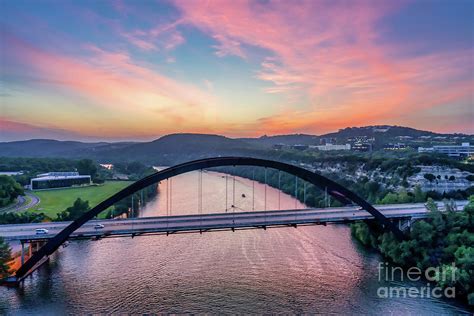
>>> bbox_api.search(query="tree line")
[351,197,474,306]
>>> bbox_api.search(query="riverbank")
[351,197,474,307]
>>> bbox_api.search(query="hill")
[96,133,258,164]
[0,126,471,164]
[0,139,106,158]
[320,125,442,139]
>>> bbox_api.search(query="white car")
[35,228,49,235]
[94,224,105,229]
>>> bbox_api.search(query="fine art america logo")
[377,262,457,299]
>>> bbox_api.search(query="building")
[352,143,372,152]
[30,172,91,190]
[418,143,474,158]
[310,143,351,151]
[384,143,408,150]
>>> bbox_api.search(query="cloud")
[1,30,222,137]
[120,19,185,52]
[212,34,246,58]
[173,0,473,134]
[0,119,86,141]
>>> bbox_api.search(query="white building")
[30,172,91,190]
[418,143,474,158]
[310,144,351,151]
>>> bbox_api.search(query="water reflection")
[0,171,469,314]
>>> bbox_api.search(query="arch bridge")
[13,157,405,281]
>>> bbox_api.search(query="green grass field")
[28,181,132,218]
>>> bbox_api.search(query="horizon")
[1,124,474,143]
[1,0,473,141]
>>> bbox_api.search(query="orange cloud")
[2,31,226,137]
[174,0,473,134]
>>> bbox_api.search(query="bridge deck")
[0,202,466,242]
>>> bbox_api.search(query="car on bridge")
[35,228,49,235]
[94,224,105,229]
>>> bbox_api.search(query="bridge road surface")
[0,201,468,242]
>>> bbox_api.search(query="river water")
[0,171,470,314]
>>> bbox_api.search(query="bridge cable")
[295,176,297,222]
[278,171,281,210]
[264,168,267,211]
[303,182,306,206]
[166,179,169,216]
[232,166,236,227]
[131,194,134,233]
[166,179,169,230]
[225,175,228,212]
[295,176,298,210]
[325,186,328,208]
[252,168,255,211]
[264,167,267,226]
[170,177,172,216]
[199,169,203,229]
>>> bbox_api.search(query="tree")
[464,196,474,228]
[413,185,426,202]
[381,192,399,204]
[76,159,97,181]
[425,198,438,212]
[0,175,24,207]
[56,198,90,221]
[398,189,412,204]
[410,220,435,247]
[424,173,436,182]
[0,237,12,279]
[444,199,457,212]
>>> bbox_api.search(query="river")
[0,171,470,314]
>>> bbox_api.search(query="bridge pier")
[394,217,414,233]
[20,242,25,265]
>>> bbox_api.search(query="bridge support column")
[30,240,46,255]
[20,242,25,265]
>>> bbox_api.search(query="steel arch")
[16,157,405,278]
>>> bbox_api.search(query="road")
[0,201,468,241]
[0,192,40,214]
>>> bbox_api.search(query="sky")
[0,0,473,141]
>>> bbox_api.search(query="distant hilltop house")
[418,142,474,158]
[29,172,91,190]
[272,143,351,151]
[309,143,351,151]
[383,143,408,150]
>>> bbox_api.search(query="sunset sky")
[1,0,473,141]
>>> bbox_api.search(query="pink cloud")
[212,34,246,58]
[0,119,86,141]
[173,0,473,134]
[121,19,185,52]
[2,31,221,137]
